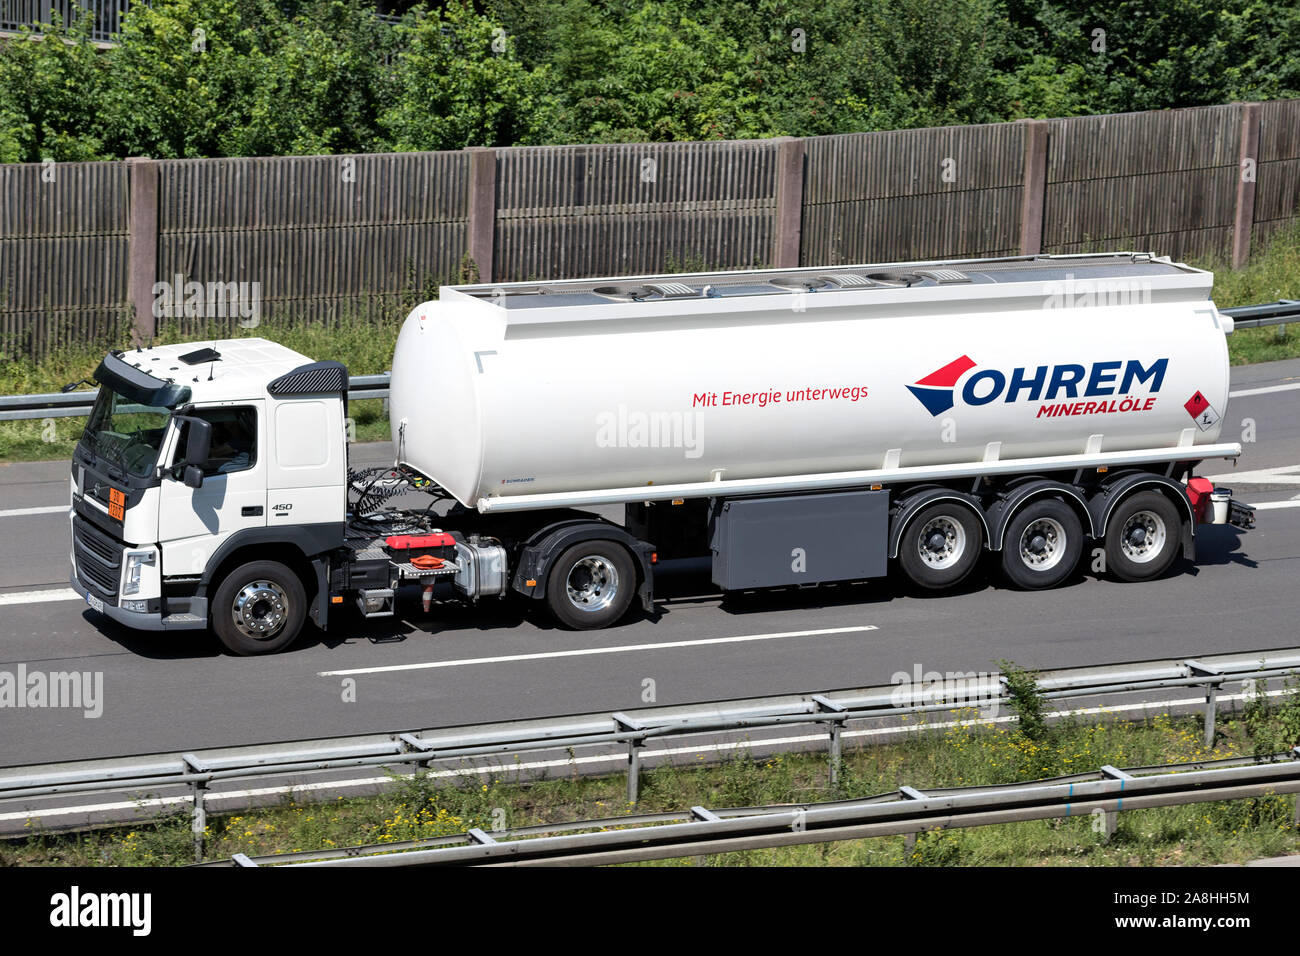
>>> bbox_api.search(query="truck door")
[158,403,268,576]
[265,397,347,528]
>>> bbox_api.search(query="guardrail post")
[813,695,847,786]
[183,753,210,862]
[626,740,643,804]
[1294,749,1300,830]
[1187,662,1223,748]
[191,781,207,862]
[1203,685,1218,748]
[1099,766,1132,843]
[1102,809,1117,843]
[398,733,434,778]
[827,722,842,786]
[613,713,646,805]
[899,787,926,860]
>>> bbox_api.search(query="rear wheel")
[897,502,984,590]
[999,499,1083,590]
[211,560,307,655]
[1105,491,1182,582]
[546,540,636,630]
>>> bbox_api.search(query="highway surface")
[1,358,1299,767]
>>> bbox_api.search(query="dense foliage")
[2,0,1298,162]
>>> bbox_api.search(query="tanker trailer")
[386,251,1252,628]
[68,252,1255,654]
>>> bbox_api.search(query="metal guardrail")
[0,373,391,422]
[209,750,1300,867]
[2,648,1297,860]
[1219,300,1300,328]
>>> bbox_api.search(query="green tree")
[98,0,278,158]
[226,0,399,156]
[0,13,112,161]
[379,0,553,151]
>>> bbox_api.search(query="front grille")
[75,520,118,563]
[73,516,121,602]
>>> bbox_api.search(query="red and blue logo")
[907,355,1170,416]
[906,355,977,415]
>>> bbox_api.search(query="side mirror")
[185,418,212,468]
[164,415,211,487]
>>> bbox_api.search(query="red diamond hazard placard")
[1184,390,1220,431]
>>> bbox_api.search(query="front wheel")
[545,540,636,630]
[999,499,1083,590]
[211,560,307,655]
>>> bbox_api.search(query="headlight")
[122,550,157,596]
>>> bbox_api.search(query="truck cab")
[69,340,351,653]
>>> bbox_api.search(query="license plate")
[86,593,104,613]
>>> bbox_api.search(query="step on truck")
[68,252,1255,654]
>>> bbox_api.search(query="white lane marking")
[1205,464,1300,485]
[318,625,880,677]
[0,588,81,606]
[3,687,1288,826]
[1247,500,1300,511]
[1229,382,1300,398]
[0,505,67,519]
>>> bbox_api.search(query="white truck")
[68,253,1254,654]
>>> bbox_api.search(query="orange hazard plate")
[108,488,126,522]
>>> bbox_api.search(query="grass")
[6,695,1299,867]
[4,228,1300,463]
[1194,221,1300,365]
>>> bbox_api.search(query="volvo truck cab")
[69,341,351,653]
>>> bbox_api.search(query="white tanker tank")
[388,253,1240,512]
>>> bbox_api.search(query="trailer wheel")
[999,499,1083,590]
[211,560,307,655]
[897,502,984,590]
[1104,491,1182,582]
[546,540,636,630]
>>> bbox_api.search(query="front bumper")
[70,569,208,632]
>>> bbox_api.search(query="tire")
[211,560,308,655]
[897,501,984,591]
[999,498,1083,590]
[545,540,636,630]
[1104,490,1182,582]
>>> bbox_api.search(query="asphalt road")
[2,360,1299,767]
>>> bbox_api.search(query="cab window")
[175,407,257,477]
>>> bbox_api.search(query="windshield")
[81,388,173,478]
